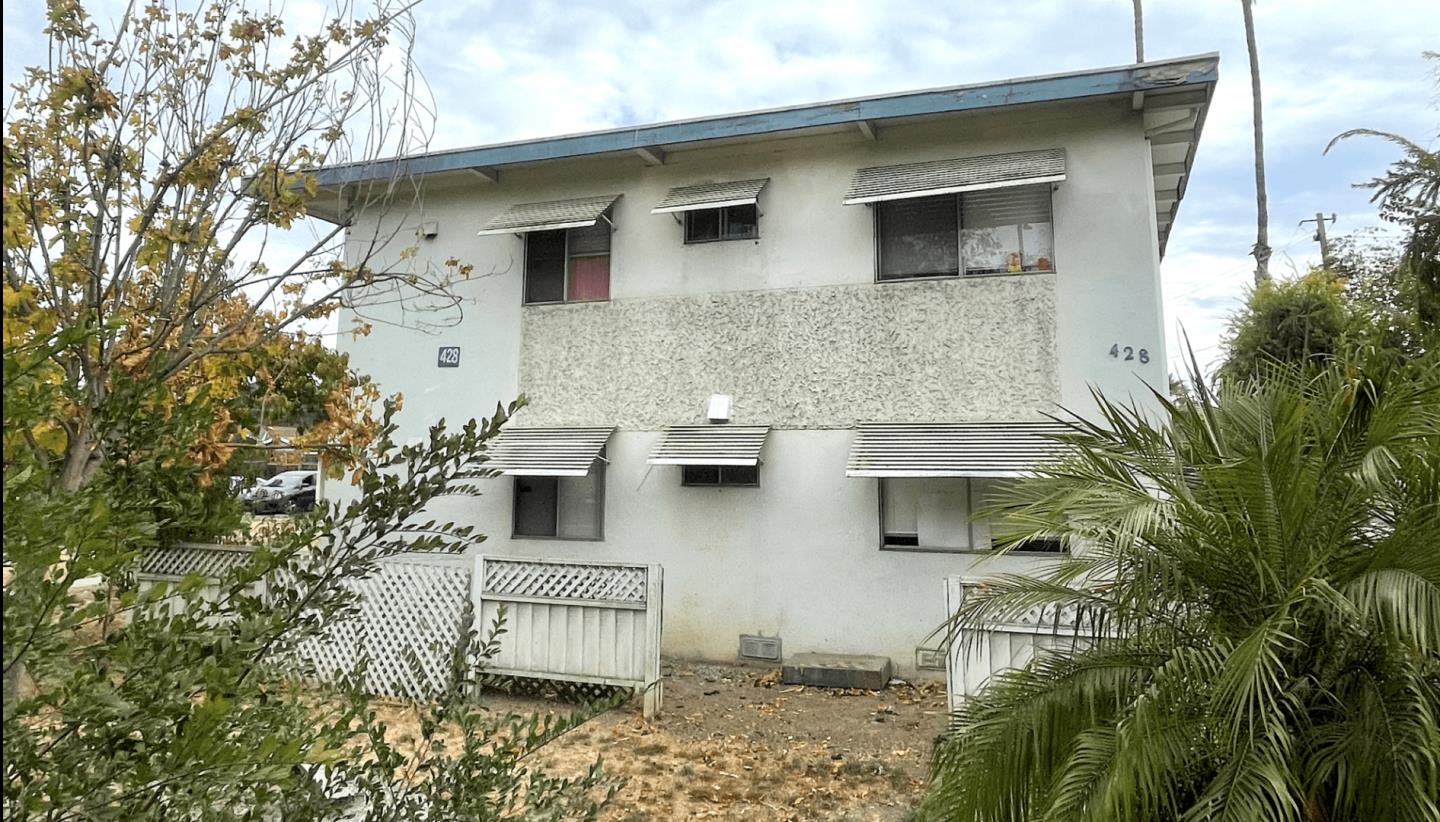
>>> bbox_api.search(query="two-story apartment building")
[316,54,1217,674]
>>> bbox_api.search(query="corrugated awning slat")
[485,427,615,476]
[842,149,1066,205]
[846,421,1071,478]
[648,425,770,466]
[477,194,621,236]
[651,179,770,214]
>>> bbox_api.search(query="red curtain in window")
[567,255,610,301]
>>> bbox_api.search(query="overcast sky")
[4,0,1437,374]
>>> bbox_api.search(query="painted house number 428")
[1109,343,1150,364]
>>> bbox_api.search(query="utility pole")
[1299,212,1337,269]
[1133,0,1144,62]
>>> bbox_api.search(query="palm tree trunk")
[1132,0,1144,62]
[1242,0,1272,283]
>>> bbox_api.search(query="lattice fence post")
[642,564,663,718]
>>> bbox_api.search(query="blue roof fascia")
[316,54,1218,188]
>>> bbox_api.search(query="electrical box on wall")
[707,394,732,423]
[416,221,438,239]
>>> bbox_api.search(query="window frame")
[510,462,607,542]
[682,203,760,244]
[877,477,1067,555]
[873,188,1056,284]
[522,221,612,306]
[680,464,761,487]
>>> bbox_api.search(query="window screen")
[682,465,760,486]
[524,230,566,303]
[566,221,611,255]
[556,472,603,538]
[961,186,1054,274]
[722,205,759,239]
[684,204,759,243]
[514,476,559,536]
[685,209,722,242]
[877,196,960,280]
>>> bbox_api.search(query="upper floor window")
[875,186,1054,281]
[684,204,759,243]
[652,178,769,245]
[525,219,611,304]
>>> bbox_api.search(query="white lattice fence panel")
[292,612,361,681]
[944,576,1086,712]
[293,559,471,700]
[354,559,470,699]
[475,556,664,717]
[482,560,648,605]
[137,546,471,702]
[135,544,261,619]
[139,544,257,579]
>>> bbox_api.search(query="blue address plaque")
[437,346,461,368]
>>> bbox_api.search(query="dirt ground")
[376,660,949,821]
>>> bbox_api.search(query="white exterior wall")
[337,97,1167,674]
[420,430,1058,667]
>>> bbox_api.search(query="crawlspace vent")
[739,634,782,661]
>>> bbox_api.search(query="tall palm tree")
[1244,0,1273,283]
[919,354,1440,821]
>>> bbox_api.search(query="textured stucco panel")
[519,275,1058,429]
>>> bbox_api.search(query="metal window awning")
[476,194,621,236]
[647,425,770,466]
[651,178,770,214]
[842,149,1066,206]
[845,421,1072,478]
[484,427,615,476]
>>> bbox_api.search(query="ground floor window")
[881,477,973,550]
[514,467,604,540]
[881,478,1065,553]
[681,464,760,487]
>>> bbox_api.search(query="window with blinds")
[523,213,612,304]
[874,186,1054,281]
[961,187,1054,275]
[877,196,960,280]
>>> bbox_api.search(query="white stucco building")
[316,54,1218,675]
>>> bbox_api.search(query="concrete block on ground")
[781,653,894,690]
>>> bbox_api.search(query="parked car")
[243,470,317,514]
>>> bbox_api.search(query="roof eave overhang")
[311,54,1219,195]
